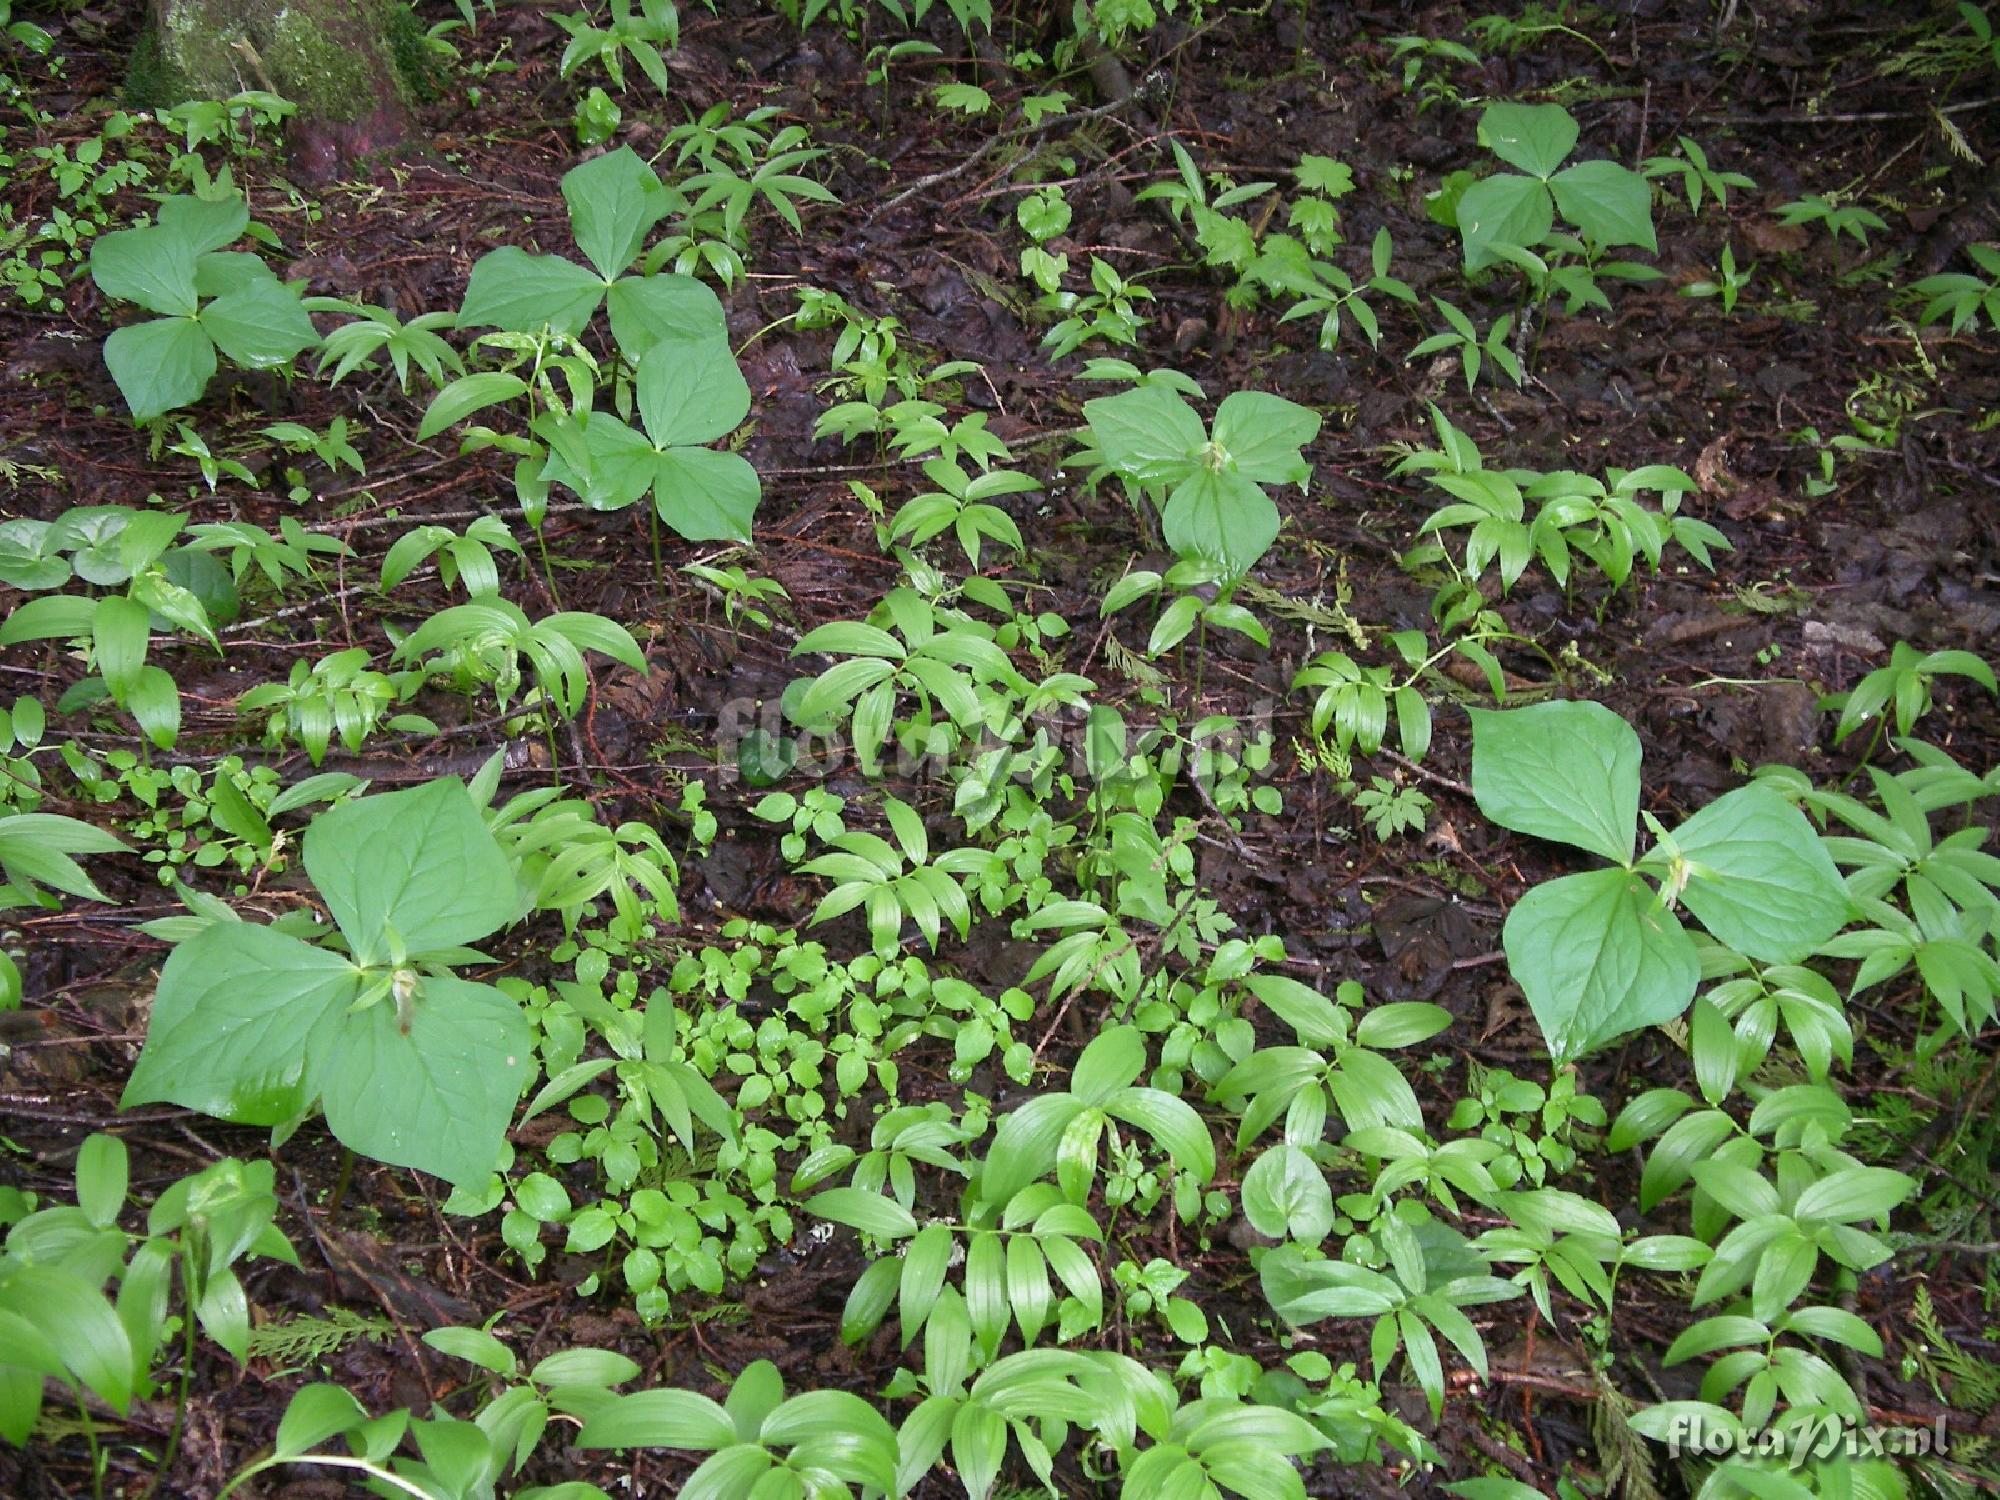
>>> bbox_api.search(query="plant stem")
[534,527,561,609]
[76,1390,104,1500]
[218,1453,438,1500]
[138,1277,200,1500]
[327,1146,355,1219]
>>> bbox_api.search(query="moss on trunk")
[136,0,422,178]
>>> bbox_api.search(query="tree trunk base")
[135,0,423,180]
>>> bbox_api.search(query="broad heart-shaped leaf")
[636,337,750,447]
[1456,173,1555,271]
[1162,468,1280,580]
[1083,385,1205,487]
[1212,390,1319,487]
[122,920,358,1125]
[201,279,320,369]
[311,975,532,1188]
[457,246,605,335]
[1470,701,1640,865]
[91,226,198,317]
[104,317,217,423]
[1549,160,1658,253]
[1241,1142,1334,1245]
[653,447,761,543]
[1503,867,1698,1063]
[563,145,671,281]
[193,250,279,299]
[158,193,251,255]
[605,273,728,360]
[1668,784,1850,963]
[1477,102,1579,178]
[573,412,659,512]
[304,779,517,964]
[0,518,70,590]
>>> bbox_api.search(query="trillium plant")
[1079,383,1321,578]
[1471,701,1850,1062]
[1455,102,1657,272]
[90,193,320,423]
[122,780,533,1187]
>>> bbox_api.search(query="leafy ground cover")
[3,1,2000,1497]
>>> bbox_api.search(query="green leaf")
[545,611,646,674]
[682,1446,777,1497]
[91,594,150,700]
[423,1325,518,1377]
[1446,1482,1549,1500]
[803,1187,918,1240]
[531,1347,643,1388]
[126,666,182,751]
[1456,174,1554,272]
[605,274,729,359]
[0,594,96,644]
[1211,391,1320,486]
[201,280,320,369]
[1162,468,1280,579]
[1503,867,1699,1063]
[950,1401,1007,1500]
[0,519,70,591]
[1071,1023,1147,1103]
[458,246,605,335]
[1471,701,1639,864]
[1241,1142,1334,1244]
[652,448,761,543]
[314,975,532,1188]
[1082,385,1204,483]
[0,812,128,902]
[1669,785,1849,963]
[1243,973,1346,1049]
[1793,1166,1914,1224]
[1548,160,1657,253]
[275,1383,369,1456]
[899,1223,953,1346]
[563,146,670,281]
[303,779,517,963]
[418,373,529,442]
[104,317,216,423]
[1107,1088,1215,1183]
[122,920,357,1125]
[91,226,198,317]
[1260,1246,1401,1323]
[980,1094,1087,1207]
[159,194,251,255]
[4,1267,136,1413]
[577,1389,736,1450]
[1478,102,1579,177]
[74,1134,128,1229]
[1355,1001,1453,1050]
[636,339,750,447]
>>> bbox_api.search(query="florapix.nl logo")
[1660,1408,1951,1468]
